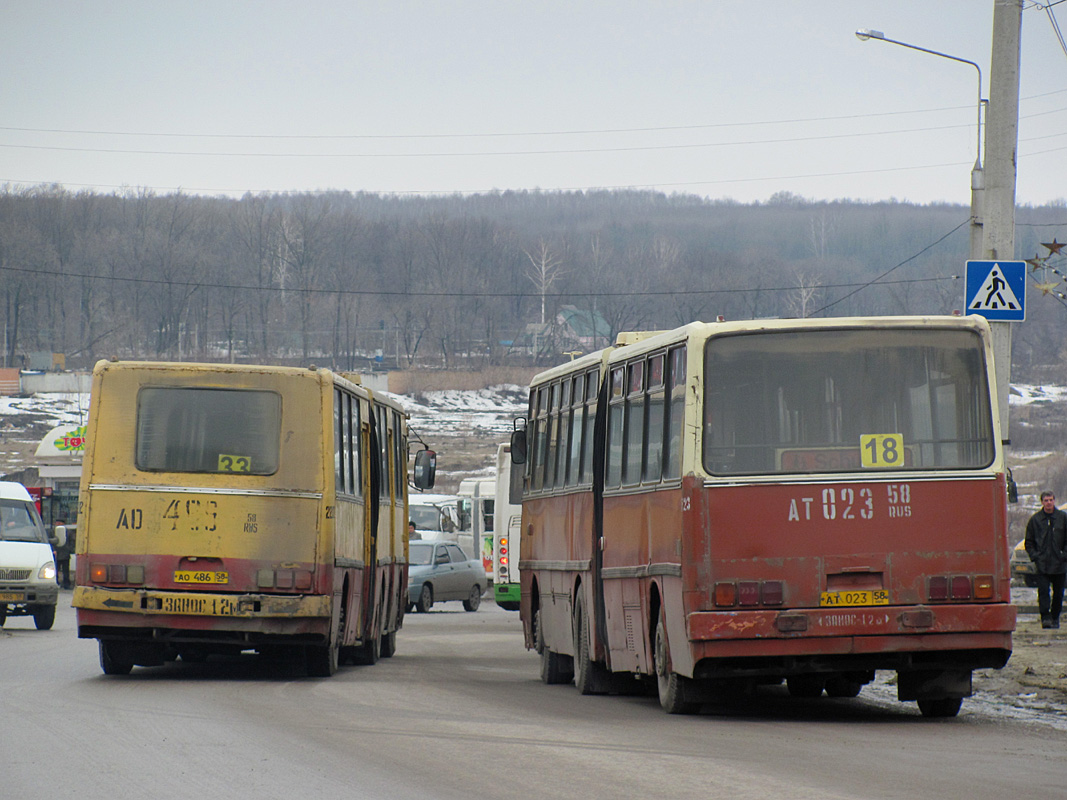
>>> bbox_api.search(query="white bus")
[492,444,522,610]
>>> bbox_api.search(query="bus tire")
[306,642,339,677]
[351,635,380,666]
[917,697,962,718]
[654,615,698,714]
[32,604,55,631]
[787,675,825,698]
[536,608,573,685]
[380,630,397,658]
[0,605,6,627]
[825,675,863,698]
[99,641,134,676]
[572,595,609,695]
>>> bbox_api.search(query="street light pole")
[854,28,986,262]
[856,13,1023,443]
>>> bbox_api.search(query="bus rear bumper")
[687,603,1015,665]
[73,586,332,642]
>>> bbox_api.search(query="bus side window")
[664,346,686,480]
[646,353,666,482]
[606,367,626,488]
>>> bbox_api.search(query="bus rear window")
[136,388,282,475]
[703,328,994,475]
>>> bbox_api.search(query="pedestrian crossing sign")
[965,260,1026,321]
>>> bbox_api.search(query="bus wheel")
[787,675,825,698]
[653,615,698,714]
[380,630,397,658]
[825,676,863,698]
[0,605,6,626]
[416,585,433,613]
[306,642,339,677]
[351,635,380,666]
[32,604,56,631]
[463,585,482,612]
[917,697,962,718]
[572,595,609,695]
[536,608,573,685]
[99,641,134,676]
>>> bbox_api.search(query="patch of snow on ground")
[1010,384,1067,406]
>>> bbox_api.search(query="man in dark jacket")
[1024,490,1067,628]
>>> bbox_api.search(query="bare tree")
[524,239,566,325]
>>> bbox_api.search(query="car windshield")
[409,505,443,531]
[409,543,434,565]
[0,500,46,543]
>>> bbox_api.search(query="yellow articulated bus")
[72,361,436,676]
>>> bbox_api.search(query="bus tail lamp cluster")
[90,564,145,585]
[713,580,784,608]
[256,568,313,590]
[497,537,510,582]
[927,574,994,602]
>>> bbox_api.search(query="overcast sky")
[2,1,1065,205]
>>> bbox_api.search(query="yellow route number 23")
[860,433,904,469]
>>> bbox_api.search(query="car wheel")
[32,604,56,631]
[463,585,482,612]
[416,584,433,613]
[0,604,7,627]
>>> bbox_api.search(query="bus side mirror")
[510,427,527,465]
[1006,468,1018,504]
[413,449,437,490]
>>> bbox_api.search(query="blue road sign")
[965,260,1026,321]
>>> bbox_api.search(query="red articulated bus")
[512,316,1015,716]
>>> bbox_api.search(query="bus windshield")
[703,328,994,476]
[136,387,282,474]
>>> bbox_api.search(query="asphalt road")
[2,595,1065,800]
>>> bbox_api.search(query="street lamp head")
[855,28,885,42]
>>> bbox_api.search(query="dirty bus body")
[516,316,1015,717]
[73,361,434,676]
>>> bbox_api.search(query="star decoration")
[1027,255,1047,271]
[1034,281,1060,295]
[1042,239,1065,255]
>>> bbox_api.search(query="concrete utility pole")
[982,0,1023,443]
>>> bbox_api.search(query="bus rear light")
[109,565,126,583]
[90,564,109,583]
[761,580,784,605]
[713,582,737,607]
[928,576,949,601]
[275,570,294,589]
[500,537,508,547]
[295,570,312,590]
[126,565,145,585]
[738,581,760,605]
[257,569,274,588]
[974,575,994,599]
[951,576,972,600]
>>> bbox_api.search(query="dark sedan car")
[408,541,484,613]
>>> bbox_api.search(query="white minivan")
[0,481,61,629]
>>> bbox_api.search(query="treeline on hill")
[1,185,1065,380]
